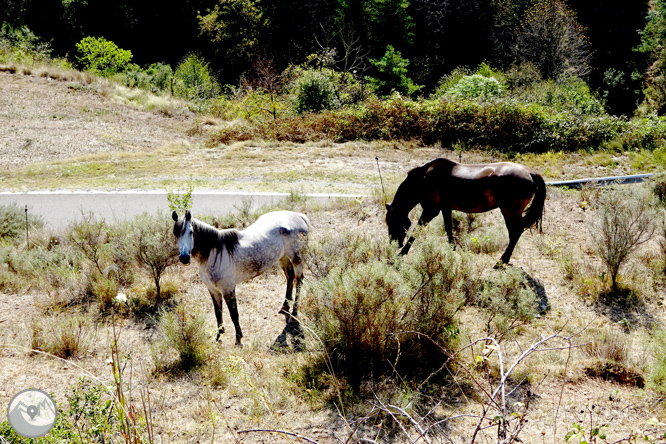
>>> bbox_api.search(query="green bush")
[473,267,540,340]
[127,212,178,302]
[443,74,505,100]
[173,53,220,101]
[146,62,173,91]
[291,68,340,114]
[75,36,133,76]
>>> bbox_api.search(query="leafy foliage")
[367,45,422,97]
[442,74,505,101]
[75,36,134,77]
[303,232,470,385]
[173,53,220,101]
[291,69,340,114]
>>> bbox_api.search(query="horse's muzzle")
[179,254,191,265]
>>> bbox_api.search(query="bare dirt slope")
[0,71,200,168]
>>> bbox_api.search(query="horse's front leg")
[208,290,225,342]
[223,289,243,347]
[400,206,440,255]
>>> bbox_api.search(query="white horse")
[172,210,310,346]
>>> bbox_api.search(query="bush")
[75,36,133,76]
[472,268,540,341]
[173,53,220,101]
[210,94,628,152]
[303,232,471,386]
[157,304,210,373]
[291,69,340,114]
[367,45,422,97]
[443,74,505,101]
[126,213,178,302]
[146,62,173,91]
[0,203,43,241]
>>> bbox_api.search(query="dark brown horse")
[386,158,546,266]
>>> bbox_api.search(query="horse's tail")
[523,172,546,232]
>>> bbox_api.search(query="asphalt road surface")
[0,190,362,230]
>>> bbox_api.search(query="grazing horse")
[386,158,545,266]
[172,210,310,346]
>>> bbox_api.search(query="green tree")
[75,36,134,76]
[173,53,220,101]
[367,45,422,97]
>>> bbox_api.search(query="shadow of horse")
[271,314,305,353]
[520,269,550,315]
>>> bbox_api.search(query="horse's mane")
[192,219,239,258]
[394,158,453,211]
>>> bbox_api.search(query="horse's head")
[172,210,193,265]
[385,203,410,247]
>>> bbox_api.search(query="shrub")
[653,173,666,206]
[472,267,540,341]
[173,53,220,101]
[582,326,630,363]
[291,69,340,114]
[303,232,471,386]
[209,95,627,151]
[367,45,422,97]
[157,304,210,373]
[75,36,133,76]
[443,74,505,101]
[0,203,43,241]
[589,189,657,289]
[650,329,666,395]
[125,213,178,302]
[146,62,173,91]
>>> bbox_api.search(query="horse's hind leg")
[498,209,524,267]
[291,260,304,320]
[278,257,295,317]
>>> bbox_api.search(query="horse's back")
[424,159,538,212]
[252,210,310,235]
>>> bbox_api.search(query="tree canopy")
[0,0,659,115]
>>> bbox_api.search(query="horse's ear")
[172,211,178,221]
[185,210,192,221]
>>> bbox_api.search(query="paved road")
[0,190,363,230]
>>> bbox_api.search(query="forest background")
[2,0,666,120]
